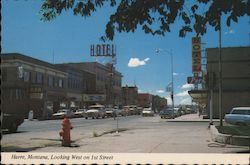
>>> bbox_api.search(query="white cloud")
[173,72,184,76]
[180,97,192,105]
[225,29,235,35]
[128,57,150,67]
[181,83,194,90]
[175,90,189,97]
[156,90,165,93]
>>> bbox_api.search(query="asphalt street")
[2,114,249,153]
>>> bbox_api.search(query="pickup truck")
[1,113,24,133]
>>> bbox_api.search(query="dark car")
[159,108,175,119]
[1,113,24,133]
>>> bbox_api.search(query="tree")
[40,0,250,41]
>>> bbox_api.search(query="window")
[48,76,53,87]
[36,72,43,84]
[2,69,7,81]
[23,71,30,82]
[59,79,63,88]
[54,77,58,87]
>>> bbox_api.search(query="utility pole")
[156,48,174,118]
[218,16,223,126]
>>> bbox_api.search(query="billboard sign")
[192,37,201,72]
[90,44,116,57]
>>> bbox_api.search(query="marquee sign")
[192,37,201,73]
[90,44,116,57]
[187,76,203,84]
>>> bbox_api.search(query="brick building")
[122,85,138,106]
[138,93,152,108]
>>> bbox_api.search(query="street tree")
[40,0,250,41]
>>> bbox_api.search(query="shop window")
[2,69,7,81]
[16,89,23,100]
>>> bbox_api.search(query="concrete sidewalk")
[167,113,219,122]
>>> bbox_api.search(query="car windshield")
[58,109,68,113]
[76,109,85,112]
[89,105,104,110]
[232,109,250,115]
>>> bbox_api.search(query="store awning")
[188,89,208,105]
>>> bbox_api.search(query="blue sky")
[2,1,249,105]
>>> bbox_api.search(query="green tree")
[40,0,249,41]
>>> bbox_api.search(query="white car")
[52,109,74,119]
[142,108,154,117]
[224,107,250,126]
[85,105,106,119]
[105,107,116,117]
[73,109,87,118]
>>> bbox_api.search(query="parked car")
[85,105,106,119]
[224,107,250,126]
[142,108,154,117]
[105,107,116,117]
[122,106,130,116]
[73,109,87,118]
[174,108,182,117]
[129,105,139,115]
[159,108,175,119]
[52,109,74,119]
[1,113,24,133]
[114,106,123,116]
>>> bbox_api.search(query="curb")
[210,125,250,146]
[166,119,220,122]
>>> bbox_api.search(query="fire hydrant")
[59,117,73,147]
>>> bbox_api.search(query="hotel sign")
[90,44,116,57]
[192,37,201,73]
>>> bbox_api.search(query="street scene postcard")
[1,0,250,164]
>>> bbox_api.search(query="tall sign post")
[192,37,201,91]
[90,43,119,133]
[90,44,116,106]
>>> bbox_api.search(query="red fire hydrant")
[59,116,73,147]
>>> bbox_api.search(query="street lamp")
[156,48,174,118]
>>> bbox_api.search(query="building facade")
[1,53,114,119]
[138,93,152,108]
[122,85,138,106]
[1,53,68,119]
[55,64,96,108]
[60,62,123,106]
[205,46,250,118]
